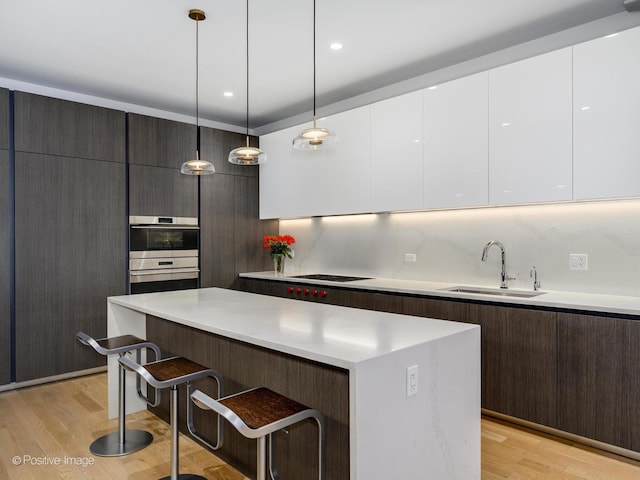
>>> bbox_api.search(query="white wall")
[279,199,640,297]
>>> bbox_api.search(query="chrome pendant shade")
[181,8,215,175]
[293,0,337,150]
[228,0,267,165]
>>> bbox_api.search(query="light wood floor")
[1,373,639,479]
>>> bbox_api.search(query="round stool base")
[159,475,207,480]
[90,430,153,457]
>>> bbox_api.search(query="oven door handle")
[130,225,200,230]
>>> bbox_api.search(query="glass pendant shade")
[228,136,267,165]
[181,150,215,175]
[293,117,338,150]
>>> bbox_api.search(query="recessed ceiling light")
[330,43,343,50]
[581,106,591,111]
[427,86,438,90]
[604,33,619,38]
[501,122,511,127]
[223,91,234,97]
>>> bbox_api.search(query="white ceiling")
[0,0,637,134]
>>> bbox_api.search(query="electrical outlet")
[407,365,418,397]
[570,254,588,271]
[404,253,417,263]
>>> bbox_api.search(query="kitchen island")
[107,287,480,479]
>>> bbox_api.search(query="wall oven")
[129,216,199,294]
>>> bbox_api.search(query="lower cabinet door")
[470,304,557,427]
[557,313,635,450]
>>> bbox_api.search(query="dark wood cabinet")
[232,175,275,275]
[469,304,557,427]
[402,296,470,322]
[14,92,125,162]
[199,126,259,177]
[127,114,199,217]
[199,127,275,289]
[14,152,126,381]
[128,163,198,217]
[200,174,275,288]
[200,172,235,287]
[0,150,11,385]
[557,313,638,450]
[128,113,196,168]
[0,88,8,149]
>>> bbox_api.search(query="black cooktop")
[291,274,373,282]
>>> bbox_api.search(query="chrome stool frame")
[191,387,325,480]
[119,355,223,480]
[76,331,161,456]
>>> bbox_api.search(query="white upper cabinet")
[320,106,372,215]
[259,122,327,219]
[573,27,640,200]
[423,72,489,209]
[371,91,424,212]
[488,48,573,205]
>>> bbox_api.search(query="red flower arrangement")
[263,234,296,258]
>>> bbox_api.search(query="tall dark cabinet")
[128,113,198,217]
[13,93,126,381]
[199,127,276,288]
[0,88,11,385]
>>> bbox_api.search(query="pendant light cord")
[195,17,200,147]
[313,0,317,118]
[246,0,250,136]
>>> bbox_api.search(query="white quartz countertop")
[240,271,640,317]
[108,287,477,370]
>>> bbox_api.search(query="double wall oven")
[129,216,199,294]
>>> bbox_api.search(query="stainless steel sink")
[441,286,545,298]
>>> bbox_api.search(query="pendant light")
[228,0,267,165]
[181,9,215,175]
[292,0,338,150]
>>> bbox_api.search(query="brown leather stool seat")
[119,355,223,480]
[76,331,161,456]
[191,387,324,480]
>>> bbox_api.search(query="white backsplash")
[279,200,640,297]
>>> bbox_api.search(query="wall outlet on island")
[407,365,418,397]
[570,254,588,271]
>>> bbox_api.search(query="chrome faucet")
[530,266,541,291]
[481,240,515,289]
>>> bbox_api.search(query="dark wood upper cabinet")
[557,313,635,450]
[469,304,557,427]
[128,163,198,218]
[0,88,9,150]
[14,153,126,381]
[199,126,259,177]
[128,113,196,168]
[0,150,11,385]
[14,92,125,162]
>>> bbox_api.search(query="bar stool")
[191,387,325,480]
[76,331,161,456]
[118,355,223,480]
